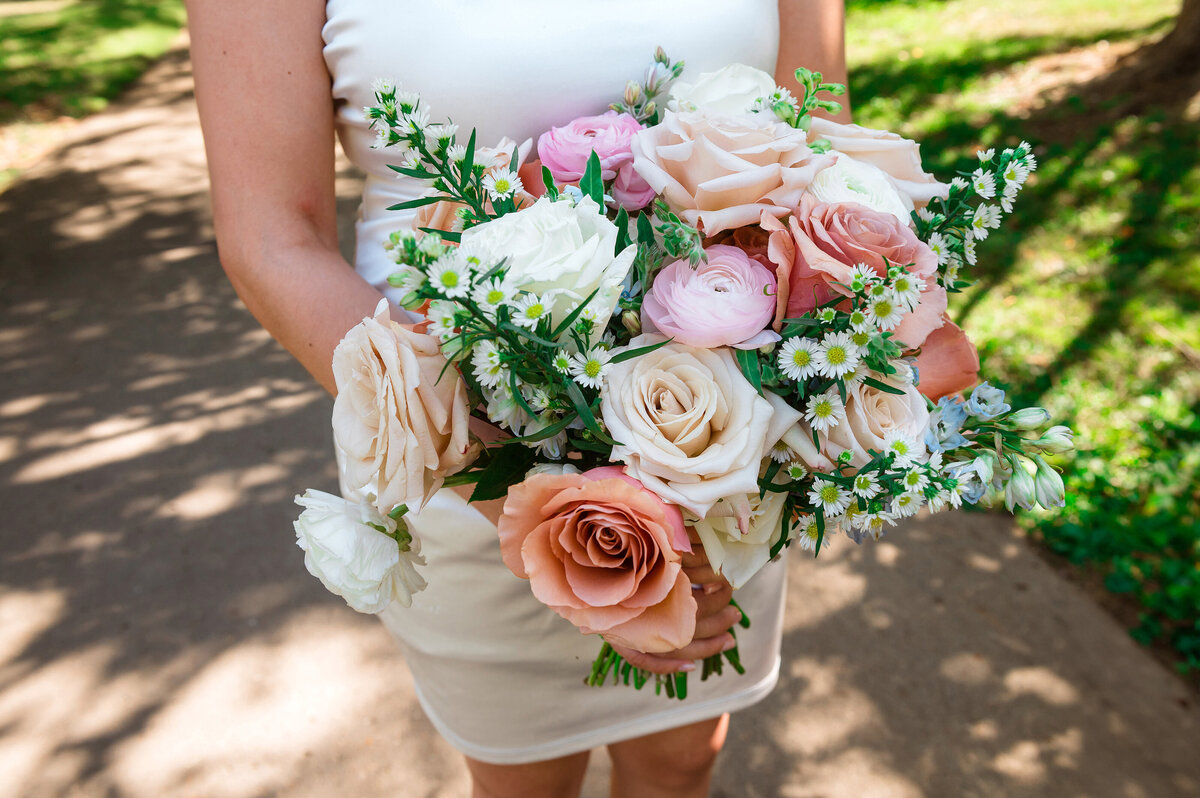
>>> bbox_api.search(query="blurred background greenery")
[1,0,1196,677]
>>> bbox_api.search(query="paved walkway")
[1,43,1198,798]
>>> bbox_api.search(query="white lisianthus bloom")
[808,156,913,223]
[668,63,778,117]
[693,490,790,589]
[293,490,427,613]
[459,196,635,331]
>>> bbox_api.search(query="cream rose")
[809,117,948,210]
[459,195,635,330]
[600,335,775,518]
[823,375,930,467]
[333,300,477,514]
[293,489,427,613]
[808,155,913,223]
[668,63,777,117]
[692,489,789,589]
[631,109,834,235]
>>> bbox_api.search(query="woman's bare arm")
[187,0,388,394]
[776,0,853,122]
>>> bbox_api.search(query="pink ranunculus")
[641,245,778,349]
[537,110,654,210]
[496,468,696,653]
[913,318,980,400]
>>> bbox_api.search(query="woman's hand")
[610,528,742,675]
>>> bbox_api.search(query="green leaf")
[733,347,763,395]
[499,414,575,444]
[386,195,444,211]
[550,285,602,339]
[565,383,617,445]
[615,207,631,253]
[459,128,477,191]
[508,369,537,418]
[580,150,605,206]
[417,226,460,243]
[863,376,906,395]
[541,165,560,199]
[637,211,656,248]
[387,163,437,179]
[814,512,826,556]
[469,445,537,502]
[499,320,563,349]
[611,338,671,364]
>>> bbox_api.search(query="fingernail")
[679,663,697,672]
[721,636,736,652]
[703,582,723,595]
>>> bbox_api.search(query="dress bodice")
[323,0,780,298]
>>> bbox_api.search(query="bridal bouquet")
[294,51,1075,698]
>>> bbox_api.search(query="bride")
[186,2,849,796]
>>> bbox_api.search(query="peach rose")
[762,196,947,347]
[630,109,834,236]
[415,137,536,234]
[600,335,776,519]
[496,467,696,653]
[808,117,948,210]
[913,318,980,400]
[333,300,478,514]
[823,374,930,468]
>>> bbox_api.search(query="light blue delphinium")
[966,381,1010,420]
[925,396,969,452]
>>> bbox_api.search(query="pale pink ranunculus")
[537,111,654,210]
[630,108,834,236]
[809,117,948,210]
[600,335,776,519]
[333,300,479,514]
[913,318,980,400]
[496,468,696,653]
[763,196,945,347]
[823,375,930,468]
[416,137,535,234]
[641,245,777,349]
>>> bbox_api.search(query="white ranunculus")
[823,374,930,467]
[693,490,789,589]
[808,155,914,223]
[459,196,635,331]
[293,489,427,613]
[668,63,777,117]
[600,335,775,518]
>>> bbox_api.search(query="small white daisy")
[950,176,970,192]
[1000,182,1020,213]
[849,329,872,350]
[794,514,826,553]
[852,471,881,498]
[386,266,425,293]
[977,148,996,163]
[525,386,553,414]
[483,169,523,201]
[970,168,996,199]
[568,348,612,389]
[425,300,461,340]
[805,390,845,432]
[917,207,936,222]
[926,231,951,266]
[866,294,904,331]
[428,254,470,298]
[551,352,573,374]
[512,293,550,329]
[786,461,809,481]
[890,273,925,310]
[971,204,1002,240]
[400,107,430,135]
[473,276,515,315]
[901,467,929,493]
[446,144,467,164]
[963,234,978,266]
[370,77,397,96]
[426,123,458,150]
[818,307,839,323]
[470,340,508,388]
[394,90,420,114]
[769,441,796,463]
[883,431,921,467]
[861,511,897,540]
[808,478,851,515]
[891,491,924,518]
[1003,160,1030,187]
[778,337,820,381]
[848,308,874,332]
[815,332,862,379]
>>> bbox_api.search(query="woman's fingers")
[610,631,738,674]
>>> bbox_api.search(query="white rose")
[824,375,930,467]
[459,196,635,331]
[293,490,427,613]
[693,490,789,589]
[333,300,477,515]
[600,335,775,518]
[808,155,913,223]
[669,63,778,117]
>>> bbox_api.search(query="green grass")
[0,0,186,124]
[846,0,1200,675]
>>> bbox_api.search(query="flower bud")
[1009,406,1051,430]
[1034,425,1074,453]
[621,310,642,336]
[624,81,643,107]
[1032,456,1065,509]
[1003,456,1036,512]
[972,452,995,484]
[399,291,425,310]
[642,100,656,119]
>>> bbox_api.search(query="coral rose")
[496,467,696,653]
[913,318,980,400]
[333,300,478,514]
[630,108,833,236]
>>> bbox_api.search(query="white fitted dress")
[323,0,789,764]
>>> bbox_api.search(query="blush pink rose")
[642,245,777,349]
[630,109,834,236]
[808,117,948,210]
[538,111,654,210]
[496,468,696,653]
[913,318,980,400]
